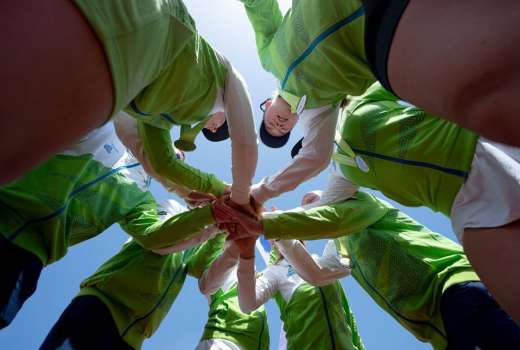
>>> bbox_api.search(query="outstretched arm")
[275,240,350,286]
[222,59,258,205]
[198,242,240,296]
[251,106,338,204]
[262,192,388,240]
[114,112,212,199]
[138,121,227,197]
[237,257,279,313]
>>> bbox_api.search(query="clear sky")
[0,1,460,349]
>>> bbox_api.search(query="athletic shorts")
[40,295,134,350]
[73,0,196,118]
[0,235,42,329]
[363,0,410,95]
[196,339,243,350]
[451,138,520,241]
[440,281,520,349]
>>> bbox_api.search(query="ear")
[265,99,273,109]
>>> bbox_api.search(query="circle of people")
[2,1,520,349]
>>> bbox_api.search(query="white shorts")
[451,138,520,241]
[195,339,243,350]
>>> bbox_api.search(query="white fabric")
[237,240,347,313]
[61,123,125,168]
[274,240,350,286]
[209,88,225,116]
[198,242,240,296]
[451,138,520,241]
[195,339,243,350]
[251,105,338,203]
[222,59,258,205]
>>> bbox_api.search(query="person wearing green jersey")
[0,123,237,329]
[1,0,199,185]
[234,0,374,207]
[299,172,520,350]
[195,241,270,350]
[40,228,227,349]
[326,81,520,323]
[1,1,259,208]
[232,235,364,350]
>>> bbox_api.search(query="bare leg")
[464,219,520,324]
[388,0,520,146]
[0,0,114,185]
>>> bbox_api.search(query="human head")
[259,95,299,148]
[202,111,229,142]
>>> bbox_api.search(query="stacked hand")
[210,193,264,257]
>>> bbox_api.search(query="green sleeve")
[240,0,283,68]
[138,121,227,196]
[185,233,226,278]
[120,203,216,250]
[263,192,388,240]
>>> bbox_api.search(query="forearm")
[262,194,387,240]
[274,240,350,286]
[251,107,337,203]
[126,205,216,250]
[198,243,240,295]
[139,122,227,196]
[223,59,258,205]
[153,225,220,255]
[237,257,269,313]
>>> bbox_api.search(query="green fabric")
[74,0,197,117]
[79,234,226,349]
[124,37,228,130]
[241,0,374,110]
[202,286,270,350]
[138,122,227,197]
[263,191,388,240]
[274,282,361,350]
[338,82,478,217]
[0,154,152,265]
[119,203,215,251]
[334,205,479,350]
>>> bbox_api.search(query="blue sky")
[0,1,460,349]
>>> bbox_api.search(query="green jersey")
[241,0,374,111]
[0,125,215,265]
[336,82,478,216]
[335,201,479,349]
[79,234,226,349]
[125,37,227,131]
[275,281,363,350]
[202,286,270,350]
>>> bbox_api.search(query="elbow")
[238,298,256,314]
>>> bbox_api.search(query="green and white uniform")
[78,233,226,349]
[197,243,270,350]
[237,243,363,350]
[334,81,520,238]
[262,172,480,349]
[240,0,373,111]
[76,1,257,204]
[0,123,216,267]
